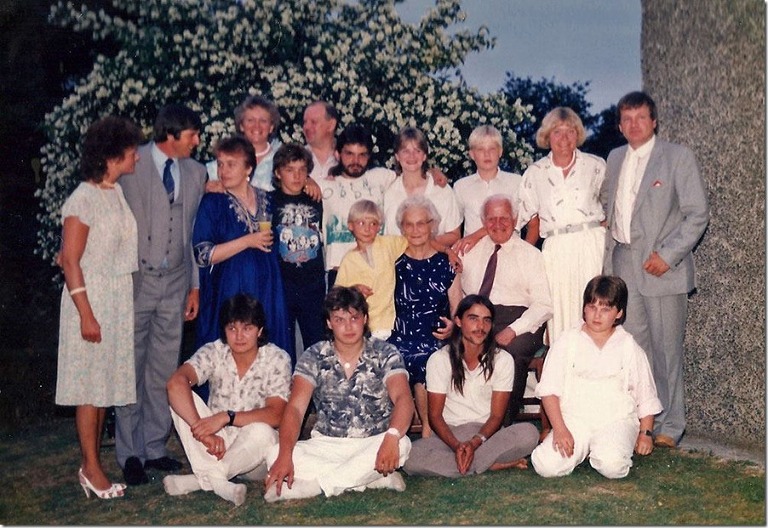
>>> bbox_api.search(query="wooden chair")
[516,345,551,442]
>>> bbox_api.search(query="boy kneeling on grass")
[531,275,662,479]
[164,294,292,506]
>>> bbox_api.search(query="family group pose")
[55,90,709,506]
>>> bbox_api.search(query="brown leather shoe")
[653,434,677,448]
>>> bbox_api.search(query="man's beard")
[342,163,366,178]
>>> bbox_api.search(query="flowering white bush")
[37,0,534,262]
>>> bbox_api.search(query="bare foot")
[489,458,528,471]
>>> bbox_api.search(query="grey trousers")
[403,422,539,477]
[115,269,187,466]
[613,244,688,442]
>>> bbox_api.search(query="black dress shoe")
[144,456,182,472]
[123,456,149,485]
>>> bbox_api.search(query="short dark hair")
[153,104,202,142]
[617,91,657,121]
[330,124,374,176]
[214,135,257,173]
[272,142,314,188]
[323,286,370,337]
[81,116,143,183]
[218,293,268,346]
[582,275,628,326]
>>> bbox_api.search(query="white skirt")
[542,226,606,344]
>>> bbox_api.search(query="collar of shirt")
[151,142,178,178]
[628,134,656,160]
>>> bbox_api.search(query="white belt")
[542,221,602,238]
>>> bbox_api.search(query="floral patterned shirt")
[186,340,292,413]
[295,338,408,438]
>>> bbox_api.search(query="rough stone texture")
[642,0,765,449]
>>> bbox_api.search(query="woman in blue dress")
[387,196,462,437]
[193,135,293,362]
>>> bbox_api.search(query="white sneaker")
[367,472,406,492]
[163,474,201,496]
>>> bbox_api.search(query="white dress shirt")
[460,234,553,336]
[454,170,522,236]
[612,135,656,244]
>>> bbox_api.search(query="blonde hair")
[348,199,384,225]
[535,107,586,149]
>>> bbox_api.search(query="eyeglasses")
[402,219,433,230]
[352,219,380,229]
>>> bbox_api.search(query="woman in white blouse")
[382,127,462,248]
[517,107,606,344]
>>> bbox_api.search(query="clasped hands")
[454,437,481,474]
[191,413,229,459]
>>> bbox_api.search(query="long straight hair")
[448,295,497,395]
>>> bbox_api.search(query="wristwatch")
[226,410,236,427]
[640,429,652,437]
[473,433,487,444]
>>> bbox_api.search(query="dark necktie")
[163,159,175,203]
[478,244,501,298]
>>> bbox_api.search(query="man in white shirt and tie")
[457,193,553,424]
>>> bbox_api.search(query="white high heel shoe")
[78,468,126,499]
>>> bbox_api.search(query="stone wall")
[642,0,765,449]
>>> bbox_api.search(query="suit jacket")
[600,138,709,297]
[119,142,206,293]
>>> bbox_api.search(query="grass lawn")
[0,418,764,525]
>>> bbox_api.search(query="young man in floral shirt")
[263,286,414,501]
[163,294,292,506]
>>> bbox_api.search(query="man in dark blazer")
[115,104,207,485]
[601,91,709,449]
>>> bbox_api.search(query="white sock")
[163,474,202,496]
[263,478,322,502]
[210,479,247,507]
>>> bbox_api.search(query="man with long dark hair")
[403,294,538,477]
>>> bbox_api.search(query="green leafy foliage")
[36,0,536,263]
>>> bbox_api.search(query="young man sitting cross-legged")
[164,293,291,506]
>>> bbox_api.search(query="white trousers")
[170,393,277,491]
[531,414,638,479]
[266,430,412,497]
[542,226,605,344]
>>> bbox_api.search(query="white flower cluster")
[37,0,534,263]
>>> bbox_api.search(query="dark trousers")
[492,305,546,425]
[284,275,327,364]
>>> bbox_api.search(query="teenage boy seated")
[263,286,414,501]
[163,294,292,506]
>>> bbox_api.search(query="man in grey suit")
[116,104,207,485]
[601,91,709,449]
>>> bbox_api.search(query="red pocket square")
[652,180,663,187]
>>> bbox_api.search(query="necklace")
[254,144,271,158]
[553,151,577,173]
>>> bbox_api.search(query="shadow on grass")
[0,418,764,525]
